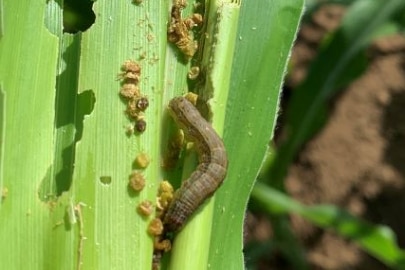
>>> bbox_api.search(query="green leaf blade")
[0,1,59,269]
[207,1,304,269]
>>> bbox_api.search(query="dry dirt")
[246,4,405,270]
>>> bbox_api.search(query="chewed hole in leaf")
[99,176,112,185]
[55,89,96,195]
[63,0,95,33]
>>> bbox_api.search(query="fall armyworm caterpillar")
[163,96,228,233]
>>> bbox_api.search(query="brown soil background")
[246,4,405,270]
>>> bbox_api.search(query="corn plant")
[0,0,303,269]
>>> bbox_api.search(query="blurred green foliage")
[248,0,405,269]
